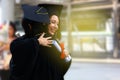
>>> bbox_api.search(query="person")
[0,21,17,80]
[38,3,72,74]
[9,4,71,80]
[0,22,16,55]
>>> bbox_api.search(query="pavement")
[72,58,120,63]
[65,58,120,80]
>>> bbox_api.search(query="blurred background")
[0,0,120,80]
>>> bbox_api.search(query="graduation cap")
[38,4,63,18]
[22,4,50,23]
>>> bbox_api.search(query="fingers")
[38,33,53,47]
[46,45,51,47]
[44,42,52,47]
[39,32,52,40]
[63,50,69,56]
[40,33,45,38]
[46,40,52,47]
[46,37,52,40]
[48,40,53,44]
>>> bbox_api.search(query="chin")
[49,32,54,36]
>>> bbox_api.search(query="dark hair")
[22,18,48,37]
[51,15,61,40]
[9,21,17,37]
[22,18,61,40]
[54,24,61,40]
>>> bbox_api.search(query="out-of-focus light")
[15,0,21,4]
[0,7,1,24]
[40,0,64,2]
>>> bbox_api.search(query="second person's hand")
[38,33,53,47]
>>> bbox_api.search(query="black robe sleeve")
[9,36,71,80]
[10,37,39,56]
[60,57,72,76]
[9,36,40,80]
[50,40,72,76]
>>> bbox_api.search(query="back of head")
[22,18,48,37]
[9,21,16,32]
[22,4,50,37]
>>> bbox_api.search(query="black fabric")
[0,70,10,80]
[9,35,71,80]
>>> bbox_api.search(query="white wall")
[1,0,15,23]
[0,7,1,24]
[0,2,1,24]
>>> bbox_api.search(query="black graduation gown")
[9,35,71,80]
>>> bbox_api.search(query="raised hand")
[38,33,53,47]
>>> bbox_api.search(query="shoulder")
[10,35,39,52]
[10,36,25,53]
[10,36,25,47]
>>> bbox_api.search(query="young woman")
[37,4,72,80]
[0,21,16,80]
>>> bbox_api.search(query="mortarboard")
[38,4,63,18]
[22,4,50,23]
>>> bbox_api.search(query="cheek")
[9,29,14,35]
[48,24,53,30]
